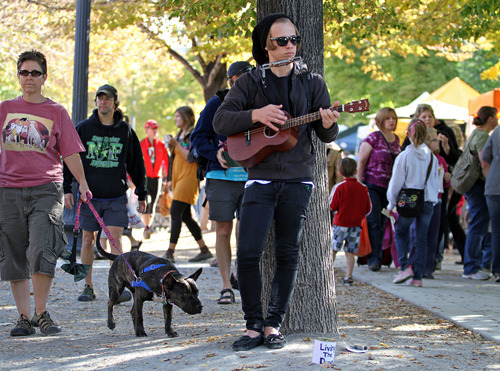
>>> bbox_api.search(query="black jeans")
[448,190,466,259]
[169,199,202,244]
[237,181,312,333]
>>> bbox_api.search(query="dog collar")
[161,270,178,306]
[162,270,177,282]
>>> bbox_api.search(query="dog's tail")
[95,228,119,261]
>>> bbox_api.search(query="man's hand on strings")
[252,104,287,132]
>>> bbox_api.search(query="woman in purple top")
[357,107,401,271]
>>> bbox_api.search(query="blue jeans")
[395,202,434,280]
[481,233,491,270]
[366,183,388,266]
[486,195,500,274]
[464,181,490,275]
[237,181,312,333]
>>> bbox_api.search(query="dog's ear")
[189,268,202,281]
[163,273,179,290]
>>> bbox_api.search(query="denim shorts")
[205,179,245,221]
[332,225,361,253]
[79,196,128,231]
[0,183,67,281]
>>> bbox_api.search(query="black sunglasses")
[270,35,301,47]
[18,70,43,77]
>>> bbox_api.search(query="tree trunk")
[257,0,337,334]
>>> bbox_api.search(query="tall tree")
[256,0,337,334]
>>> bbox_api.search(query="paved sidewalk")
[334,250,500,343]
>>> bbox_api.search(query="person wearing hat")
[140,119,169,240]
[191,61,251,305]
[213,14,339,351]
[63,84,147,302]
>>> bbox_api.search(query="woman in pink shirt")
[357,107,401,271]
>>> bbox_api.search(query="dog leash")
[80,193,176,304]
[80,195,136,276]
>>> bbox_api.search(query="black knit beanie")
[252,13,293,66]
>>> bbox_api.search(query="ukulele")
[226,99,370,168]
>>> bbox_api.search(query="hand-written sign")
[312,339,337,365]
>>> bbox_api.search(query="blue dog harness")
[130,264,177,305]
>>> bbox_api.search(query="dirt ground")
[0,228,499,370]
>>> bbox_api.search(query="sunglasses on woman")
[270,35,301,47]
[18,70,43,77]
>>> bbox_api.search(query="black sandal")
[217,288,235,304]
[131,241,143,251]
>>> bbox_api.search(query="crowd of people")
[330,103,499,288]
[0,13,497,357]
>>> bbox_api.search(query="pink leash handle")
[79,192,137,277]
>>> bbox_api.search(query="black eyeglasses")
[18,70,43,77]
[270,35,301,47]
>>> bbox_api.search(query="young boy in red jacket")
[329,158,372,285]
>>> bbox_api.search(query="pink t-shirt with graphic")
[0,96,84,188]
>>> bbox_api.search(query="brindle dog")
[96,239,203,337]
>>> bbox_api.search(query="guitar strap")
[245,69,314,113]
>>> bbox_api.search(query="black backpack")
[190,89,230,181]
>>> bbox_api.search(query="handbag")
[450,139,481,194]
[396,154,433,218]
[158,192,172,217]
[355,218,372,257]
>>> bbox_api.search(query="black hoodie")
[63,109,147,200]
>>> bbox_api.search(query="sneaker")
[188,250,213,262]
[129,214,145,229]
[78,284,96,301]
[164,250,175,263]
[117,289,132,303]
[494,273,500,283]
[31,311,61,335]
[143,227,152,240]
[393,266,414,284]
[462,271,490,280]
[343,277,354,286]
[407,279,423,287]
[264,333,286,349]
[10,314,35,336]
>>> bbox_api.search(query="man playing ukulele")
[213,14,339,351]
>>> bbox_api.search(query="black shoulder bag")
[396,154,433,218]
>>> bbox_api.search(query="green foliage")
[1,0,499,133]
[324,50,477,127]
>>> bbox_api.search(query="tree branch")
[137,22,204,86]
[26,0,72,11]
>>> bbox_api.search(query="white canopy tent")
[368,92,470,121]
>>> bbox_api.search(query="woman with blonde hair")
[387,119,439,287]
[406,103,463,266]
[357,107,401,271]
